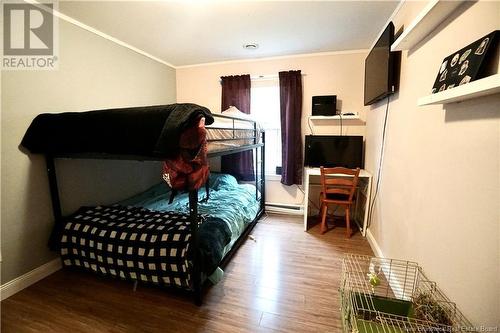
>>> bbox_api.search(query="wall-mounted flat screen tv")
[304,135,363,169]
[364,22,396,105]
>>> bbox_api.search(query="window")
[251,79,281,176]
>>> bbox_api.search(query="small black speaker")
[312,95,337,116]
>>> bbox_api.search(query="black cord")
[308,117,314,135]
[339,112,343,136]
[368,95,390,227]
[297,185,321,211]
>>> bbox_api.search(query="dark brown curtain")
[220,74,254,181]
[279,70,302,186]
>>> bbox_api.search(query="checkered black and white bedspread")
[60,205,200,290]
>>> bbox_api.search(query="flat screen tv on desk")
[304,135,363,169]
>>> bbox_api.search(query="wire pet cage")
[340,254,475,333]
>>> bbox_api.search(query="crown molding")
[22,0,390,70]
[23,0,176,69]
[176,49,369,69]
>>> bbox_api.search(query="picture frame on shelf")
[431,30,499,94]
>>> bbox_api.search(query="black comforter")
[20,103,214,158]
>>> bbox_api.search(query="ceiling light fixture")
[243,43,259,50]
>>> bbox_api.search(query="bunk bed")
[20,103,265,304]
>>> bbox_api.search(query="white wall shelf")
[391,0,465,52]
[309,113,360,120]
[418,74,500,106]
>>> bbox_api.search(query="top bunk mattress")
[206,108,263,152]
[20,103,214,159]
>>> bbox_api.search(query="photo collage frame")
[432,30,498,93]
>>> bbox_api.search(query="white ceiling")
[58,1,399,67]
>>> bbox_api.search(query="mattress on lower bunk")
[61,174,260,290]
[119,173,260,247]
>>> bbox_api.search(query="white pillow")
[221,106,263,132]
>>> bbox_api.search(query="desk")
[303,167,372,236]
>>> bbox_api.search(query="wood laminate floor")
[1,214,373,333]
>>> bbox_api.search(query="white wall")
[1,20,176,284]
[365,1,499,327]
[176,52,369,206]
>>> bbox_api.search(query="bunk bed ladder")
[261,132,266,210]
[46,155,64,251]
[253,130,266,214]
[189,189,202,305]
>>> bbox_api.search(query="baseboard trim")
[365,228,407,300]
[1,258,62,301]
[365,228,384,258]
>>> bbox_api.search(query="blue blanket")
[118,173,260,274]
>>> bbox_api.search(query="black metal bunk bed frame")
[44,113,265,305]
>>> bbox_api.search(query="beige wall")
[365,1,499,327]
[1,20,176,283]
[177,52,369,205]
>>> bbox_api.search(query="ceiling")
[58,1,399,67]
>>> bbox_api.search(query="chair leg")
[345,205,352,238]
[320,202,328,234]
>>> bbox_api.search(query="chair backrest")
[320,166,360,202]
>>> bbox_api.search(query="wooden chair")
[319,166,360,238]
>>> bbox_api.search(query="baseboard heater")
[265,202,304,215]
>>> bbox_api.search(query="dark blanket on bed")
[60,205,231,289]
[197,217,231,275]
[20,103,214,158]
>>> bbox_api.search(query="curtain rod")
[251,74,278,81]
[251,73,307,80]
[219,73,306,83]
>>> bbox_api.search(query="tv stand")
[303,167,372,236]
